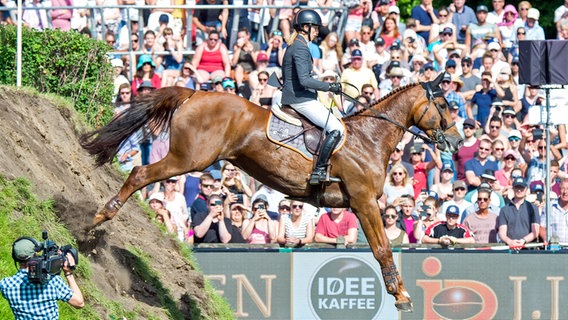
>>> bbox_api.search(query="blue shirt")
[0,269,73,320]
[464,157,499,179]
[471,89,497,127]
[411,6,438,43]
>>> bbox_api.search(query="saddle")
[267,104,346,160]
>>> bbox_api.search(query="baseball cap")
[453,180,467,190]
[395,142,404,151]
[503,107,516,116]
[508,130,522,140]
[527,8,540,20]
[503,149,517,159]
[410,145,422,154]
[257,52,269,61]
[13,238,37,262]
[531,182,544,193]
[351,49,363,58]
[148,192,165,204]
[441,163,454,172]
[440,27,453,35]
[477,5,488,12]
[445,59,456,68]
[442,72,452,82]
[375,37,385,46]
[378,0,389,5]
[449,101,459,110]
[428,190,439,200]
[446,205,460,216]
[138,80,155,90]
[111,58,124,68]
[212,76,224,84]
[209,170,222,181]
[349,38,360,46]
[513,177,528,188]
[464,118,476,128]
[462,56,473,64]
[166,176,179,181]
[479,182,492,191]
[488,42,501,51]
[481,169,496,181]
[388,6,400,14]
[159,14,169,24]
[222,78,236,89]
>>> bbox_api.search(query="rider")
[281,9,345,185]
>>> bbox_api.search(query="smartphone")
[494,106,501,113]
[537,192,543,202]
[236,194,243,204]
[258,204,265,210]
[533,128,543,140]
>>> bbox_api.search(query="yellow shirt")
[340,67,378,98]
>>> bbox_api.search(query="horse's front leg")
[351,198,413,312]
[94,154,188,226]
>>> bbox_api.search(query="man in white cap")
[522,8,545,40]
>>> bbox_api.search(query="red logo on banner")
[416,257,498,319]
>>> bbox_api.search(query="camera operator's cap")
[477,5,488,12]
[440,27,453,35]
[503,106,516,116]
[446,205,460,216]
[479,182,492,191]
[257,51,269,61]
[442,163,454,172]
[375,37,385,46]
[527,8,540,21]
[481,169,496,181]
[453,180,467,190]
[488,42,501,51]
[428,190,439,200]
[530,181,544,193]
[388,5,400,14]
[159,14,169,24]
[209,170,222,181]
[351,49,363,58]
[349,38,360,46]
[13,238,37,261]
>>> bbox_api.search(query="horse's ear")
[431,72,445,88]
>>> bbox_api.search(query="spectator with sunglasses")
[155,176,189,241]
[440,180,472,221]
[277,201,314,246]
[423,205,475,246]
[463,188,498,243]
[314,208,358,246]
[498,177,540,247]
[193,194,234,243]
[383,205,409,246]
[189,173,216,222]
[241,198,277,244]
[465,139,500,190]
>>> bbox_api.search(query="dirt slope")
[0,86,212,319]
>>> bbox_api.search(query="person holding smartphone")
[241,198,277,244]
[192,194,234,243]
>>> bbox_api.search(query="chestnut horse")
[80,73,462,311]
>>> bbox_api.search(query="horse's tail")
[80,87,196,166]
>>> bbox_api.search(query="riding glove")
[329,82,342,94]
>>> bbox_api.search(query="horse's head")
[414,73,463,153]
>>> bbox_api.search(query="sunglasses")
[461,63,471,67]
[517,32,526,35]
[292,204,303,209]
[384,214,397,219]
[454,187,466,191]
[132,39,138,43]
[538,146,546,150]
[439,14,448,17]
[363,91,374,95]
[258,78,268,82]
[425,67,434,71]
[505,156,516,160]
[183,67,192,70]
[279,205,290,211]
[392,172,404,176]
[504,114,515,118]
[210,200,223,206]
[490,126,501,129]
[446,214,459,219]
[323,77,335,81]
[208,38,219,41]
[479,147,491,151]
[477,197,489,202]
[201,183,214,188]
[463,125,475,129]
[391,76,402,79]
[494,148,504,151]
[509,137,521,141]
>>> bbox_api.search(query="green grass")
[0,176,234,319]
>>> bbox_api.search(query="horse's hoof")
[395,300,413,313]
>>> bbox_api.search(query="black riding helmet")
[293,9,322,31]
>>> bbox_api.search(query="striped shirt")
[283,214,311,239]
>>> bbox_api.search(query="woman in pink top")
[50,0,73,31]
[192,30,231,82]
[241,198,277,244]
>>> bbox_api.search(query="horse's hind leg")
[351,199,413,312]
[94,153,197,226]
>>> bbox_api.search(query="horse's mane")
[344,82,420,118]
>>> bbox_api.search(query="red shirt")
[315,211,358,238]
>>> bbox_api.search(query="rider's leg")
[290,100,344,184]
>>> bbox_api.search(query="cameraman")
[0,237,84,318]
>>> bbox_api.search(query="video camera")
[27,231,78,284]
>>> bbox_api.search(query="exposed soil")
[0,86,213,319]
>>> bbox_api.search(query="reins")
[340,81,455,146]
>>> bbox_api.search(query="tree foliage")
[0,26,114,127]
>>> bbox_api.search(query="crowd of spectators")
[4,0,568,247]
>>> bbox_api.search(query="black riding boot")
[310,130,342,185]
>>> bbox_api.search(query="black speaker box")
[519,40,568,85]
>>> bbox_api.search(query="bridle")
[341,81,455,146]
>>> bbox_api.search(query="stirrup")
[309,169,340,185]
